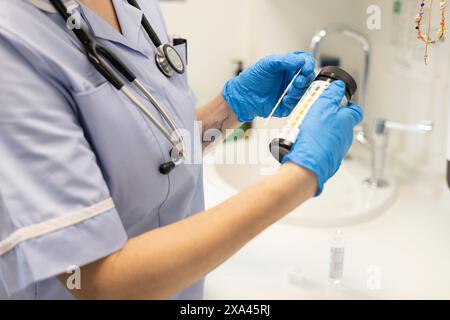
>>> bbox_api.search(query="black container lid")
[316,66,358,100]
[269,138,292,163]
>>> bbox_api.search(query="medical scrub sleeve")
[0,34,128,296]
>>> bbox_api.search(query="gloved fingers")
[299,53,316,77]
[274,107,292,118]
[291,71,315,91]
[282,95,301,111]
[317,81,347,109]
[284,70,315,102]
[285,82,306,100]
[305,81,346,116]
[284,90,303,102]
[285,54,315,91]
[337,103,364,127]
[262,52,308,73]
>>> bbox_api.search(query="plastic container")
[329,230,346,285]
[270,66,357,163]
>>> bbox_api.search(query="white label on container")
[279,80,330,144]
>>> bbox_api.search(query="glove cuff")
[282,156,325,197]
[222,80,254,123]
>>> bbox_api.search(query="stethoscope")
[128,0,185,78]
[126,0,185,78]
[49,0,187,175]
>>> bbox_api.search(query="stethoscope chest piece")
[49,0,188,174]
[156,44,185,78]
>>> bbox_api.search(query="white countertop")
[203,160,450,299]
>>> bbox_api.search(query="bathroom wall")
[159,0,362,103]
[159,0,251,105]
[356,0,450,178]
[243,0,449,178]
[160,0,450,178]
[243,0,366,70]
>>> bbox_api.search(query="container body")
[329,245,345,284]
[329,230,346,285]
[270,79,347,162]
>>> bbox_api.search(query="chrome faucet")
[359,118,434,188]
[310,27,372,164]
[309,27,434,188]
[310,27,371,110]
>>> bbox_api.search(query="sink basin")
[203,127,397,228]
[202,122,450,300]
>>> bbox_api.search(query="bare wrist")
[279,162,318,197]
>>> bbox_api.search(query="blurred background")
[160,0,449,178]
[159,0,450,299]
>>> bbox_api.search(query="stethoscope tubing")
[126,0,162,48]
[125,80,185,153]
[49,0,186,161]
[126,0,185,77]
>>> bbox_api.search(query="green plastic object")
[393,0,402,14]
[223,122,253,144]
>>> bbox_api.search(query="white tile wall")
[161,0,450,177]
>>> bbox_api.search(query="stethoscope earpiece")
[159,146,185,175]
[159,161,176,175]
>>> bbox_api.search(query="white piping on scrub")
[29,0,79,13]
[0,198,115,256]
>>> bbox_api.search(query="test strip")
[264,68,303,126]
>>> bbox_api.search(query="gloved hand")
[282,81,364,196]
[222,52,316,123]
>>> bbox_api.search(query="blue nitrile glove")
[222,52,316,122]
[282,81,364,196]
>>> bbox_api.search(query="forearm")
[196,94,240,149]
[61,164,317,300]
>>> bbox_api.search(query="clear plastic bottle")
[270,66,357,163]
[329,230,346,286]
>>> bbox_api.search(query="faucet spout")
[364,118,434,188]
[310,27,371,111]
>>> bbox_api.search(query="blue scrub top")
[0,0,205,299]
